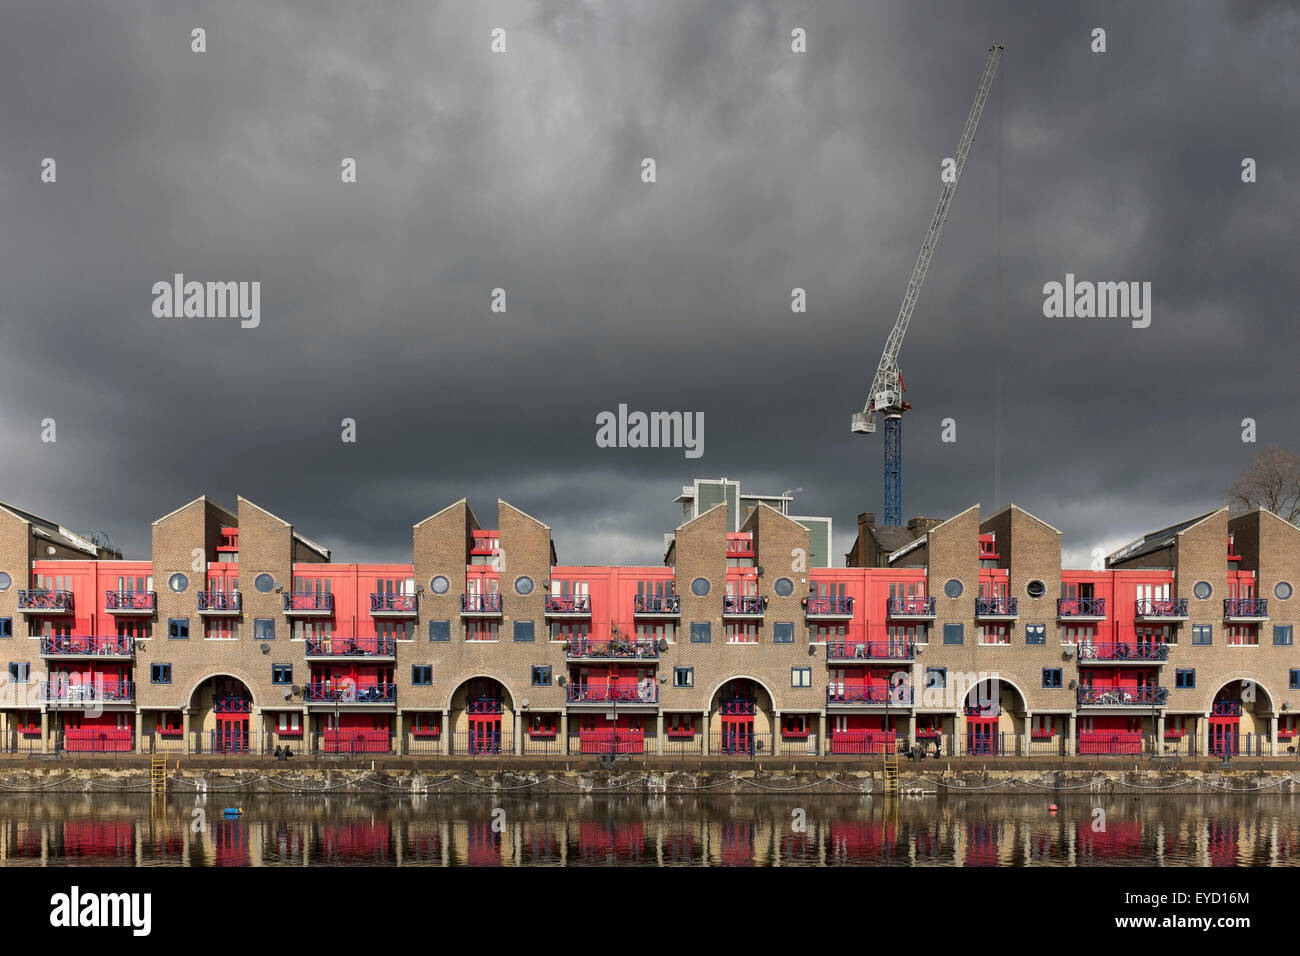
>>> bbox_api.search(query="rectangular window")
[690,622,711,643]
[943,623,963,645]
[725,622,758,643]
[1042,668,1062,688]
[531,666,552,686]
[979,624,1010,645]
[773,622,795,644]
[277,712,302,736]
[467,621,499,642]
[411,665,433,686]
[378,620,414,641]
[1227,624,1257,646]
[811,623,849,644]
[529,714,557,737]
[272,664,293,684]
[254,619,275,641]
[791,667,811,687]
[151,663,172,684]
[674,667,694,688]
[513,621,535,642]
[205,620,238,640]
[1291,670,1300,690]
[0,618,11,639]
[1192,625,1212,645]
[1025,625,1046,644]
[9,662,29,684]
[429,620,451,642]
[925,667,947,689]
[1274,626,1294,646]
[1176,669,1196,689]
[168,618,189,640]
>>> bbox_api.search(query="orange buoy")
[1048,803,1058,813]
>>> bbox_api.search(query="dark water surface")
[1,792,1297,866]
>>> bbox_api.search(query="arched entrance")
[190,674,254,753]
[450,677,515,755]
[1210,680,1273,756]
[708,677,775,756]
[963,678,1026,755]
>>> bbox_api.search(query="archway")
[1210,679,1274,756]
[708,677,776,755]
[449,676,516,755]
[189,674,255,754]
[963,677,1027,755]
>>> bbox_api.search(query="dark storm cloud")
[1,0,1297,567]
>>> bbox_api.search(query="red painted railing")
[63,729,134,752]
[1077,732,1143,755]
[830,731,897,755]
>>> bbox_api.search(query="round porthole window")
[1276,582,1293,600]
[254,573,275,593]
[774,577,794,597]
[1026,579,1045,599]
[1193,581,1212,600]
[168,573,189,593]
[0,571,10,591]
[944,579,963,599]
[430,575,450,595]
[515,575,534,596]
[691,577,711,597]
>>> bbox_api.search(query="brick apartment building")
[0,494,1295,758]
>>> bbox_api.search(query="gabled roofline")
[151,495,236,527]
[674,501,728,535]
[499,499,552,533]
[238,496,331,561]
[1230,505,1300,533]
[981,503,1063,536]
[414,498,475,530]
[889,503,980,563]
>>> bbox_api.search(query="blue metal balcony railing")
[720,698,757,715]
[371,593,417,614]
[303,683,396,704]
[976,597,1018,616]
[722,595,766,615]
[40,681,135,704]
[1058,596,1106,617]
[18,589,73,612]
[806,596,854,616]
[1224,598,1268,618]
[467,697,505,714]
[305,636,396,657]
[1076,686,1168,707]
[213,696,253,713]
[633,594,680,614]
[1135,598,1188,618]
[1212,699,1244,716]
[40,636,134,657]
[566,684,659,704]
[197,591,241,612]
[825,640,914,662]
[285,592,335,613]
[544,594,591,614]
[826,685,914,706]
[887,596,935,616]
[461,593,502,614]
[104,590,156,612]
[1076,642,1170,662]
[565,639,659,660]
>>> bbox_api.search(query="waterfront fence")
[449,731,515,756]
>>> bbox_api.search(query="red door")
[468,715,501,754]
[216,715,248,753]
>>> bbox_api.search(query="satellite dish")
[756,565,765,576]
[657,638,669,652]
[1062,646,1075,658]
[291,685,303,696]
[282,688,292,700]
[521,698,531,709]
[46,546,56,556]
[260,643,270,654]
[556,676,566,687]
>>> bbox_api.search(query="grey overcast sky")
[1,0,1297,568]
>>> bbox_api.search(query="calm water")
[0,792,1297,866]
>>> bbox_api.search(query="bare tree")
[1225,445,1300,521]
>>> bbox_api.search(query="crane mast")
[852,44,1003,527]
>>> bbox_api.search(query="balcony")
[467,697,505,714]
[304,683,397,705]
[197,591,241,615]
[1076,686,1168,707]
[17,589,73,614]
[975,597,1018,619]
[826,685,914,707]
[887,596,935,619]
[565,638,659,661]
[460,593,502,617]
[1212,699,1244,716]
[722,595,766,617]
[633,594,681,616]
[104,590,156,614]
[40,636,135,659]
[806,596,854,619]
[305,636,396,660]
[544,594,592,617]
[1134,598,1188,621]
[1058,597,1106,620]
[720,698,757,715]
[213,696,253,713]
[371,593,417,617]
[1075,642,1169,664]
[566,684,659,705]
[40,681,135,706]
[826,640,914,662]
[284,592,335,616]
[1224,598,1268,622]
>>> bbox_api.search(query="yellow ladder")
[150,755,167,794]
[882,748,900,795]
